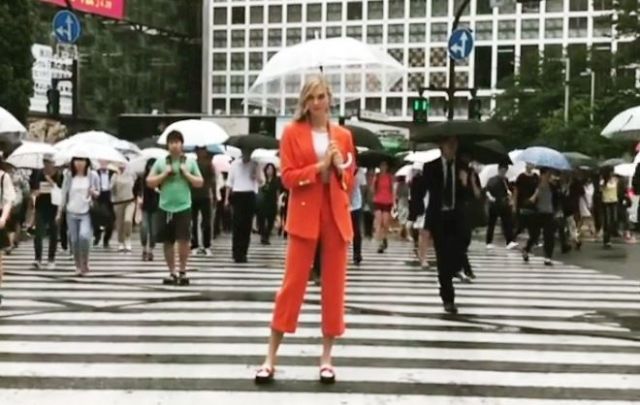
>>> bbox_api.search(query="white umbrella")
[55,131,140,154]
[55,142,127,166]
[251,148,279,167]
[395,164,412,178]
[479,163,529,187]
[634,152,640,164]
[223,145,242,159]
[615,163,637,178]
[0,107,27,134]
[157,120,229,147]
[7,141,57,169]
[213,154,232,173]
[128,148,168,175]
[246,37,407,108]
[602,106,640,141]
[404,149,441,164]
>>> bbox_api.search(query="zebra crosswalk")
[0,235,639,404]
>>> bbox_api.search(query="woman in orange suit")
[254,75,355,385]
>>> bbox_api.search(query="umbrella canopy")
[226,134,279,151]
[599,158,627,168]
[403,149,441,164]
[55,131,140,155]
[128,148,168,175]
[55,142,127,166]
[246,38,406,109]
[357,150,399,168]
[6,141,58,170]
[460,139,511,165]
[157,120,229,147]
[183,144,225,155]
[344,125,383,150]
[213,154,232,173]
[614,163,637,177]
[516,146,571,171]
[395,164,412,178]
[251,148,280,167]
[411,120,504,144]
[0,107,27,134]
[136,136,160,149]
[563,152,597,169]
[478,163,531,187]
[601,106,640,141]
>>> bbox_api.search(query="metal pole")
[590,70,595,126]
[564,58,570,125]
[447,0,471,120]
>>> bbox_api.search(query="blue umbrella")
[517,146,571,171]
[183,144,224,155]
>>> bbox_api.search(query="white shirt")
[67,176,91,214]
[227,160,262,193]
[441,158,456,211]
[312,129,329,160]
[99,170,110,192]
[0,171,16,208]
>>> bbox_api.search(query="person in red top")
[254,75,355,385]
[372,160,395,253]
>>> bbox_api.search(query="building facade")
[202,0,622,120]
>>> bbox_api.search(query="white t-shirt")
[227,160,262,193]
[66,176,91,214]
[312,129,329,160]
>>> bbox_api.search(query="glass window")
[347,2,363,20]
[307,3,322,22]
[520,45,540,86]
[306,26,322,41]
[386,97,403,116]
[410,0,426,17]
[249,29,262,47]
[346,26,363,40]
[409,23,426,43]
[475,21,493,41]
[408,72,425,91]
[432,0,448,17]
[285,98,297,115]
[327,3,342,21]
[286,28,302,45]
[498,20,516,40]
[368,1,383,19]
[388,48,404,64]
[231,7,245,24]
[213,30,227,48]
[428,97,446,117]
[230,99,244,114]
[212,53,226,71]
[230,53,244,70]
[497,46,515,88]
[476,0,492,15]
[213,7,227,25]
[430,47,447,67]
[345,73,361,92]
[568,44,588,78]
[326,26,342,38]
[408,48,426,67]
[593,0,614,10]
[212,99,225,114]
[521,19,539,40]
[365,97,382,112]
[250,6,263,24]
[231,30,245,47]
[545,18,563,39]
[249,52,263,71]
[546,0,563,12]
[268,28,282,47]
[388,0,405,18]
[570,0,588,11]
[454,0,471,15]
[431,23,448,42]
[522,1,540,13]
[367,25,383,44]
[388,24,404,44]
[498,1,516,14]
[287,4,302,22]
[474,46,492,89]
[569,18,587,38]
[269,5,282,23]
[593,15,612,37]
[212,75,226,93]
[230,76,245,94]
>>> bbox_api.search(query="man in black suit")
[420,136,473,314]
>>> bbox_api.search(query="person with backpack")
[136,158,160,261]
[191,146,218,255]
[0,158,16,306]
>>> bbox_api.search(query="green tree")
[0,0,35,124]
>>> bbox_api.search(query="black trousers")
[191,197,212,249]
[430,211,466,305]
[602,203,618,245]
[363,210,374,238]
[486,203,515,245]
[231,192,256,261]
[525,213,556,258]
[256,209,276,243]
[59,211,68,250]
[34,207,58,262]
[93,191,114,245]
[351,209,362,261]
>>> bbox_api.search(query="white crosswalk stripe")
[0,235,639,404]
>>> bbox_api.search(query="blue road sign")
[53,10,82,44]
[448,28,474,61]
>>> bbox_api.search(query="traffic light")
[412,97,429,124]
[46,87,60,118]
[468,98,482,120]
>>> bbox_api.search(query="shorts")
[155,209,191,244]
[374,203,393,213]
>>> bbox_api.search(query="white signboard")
[29,44,73,116]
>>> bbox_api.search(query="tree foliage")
[0,0,35,124]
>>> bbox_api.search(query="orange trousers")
[271,187,348,337]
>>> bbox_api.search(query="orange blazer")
[280,121,356,242]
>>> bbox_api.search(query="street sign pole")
[447,0,471,120]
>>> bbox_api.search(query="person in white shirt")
[0,161,16,306]
[225,152,265,263]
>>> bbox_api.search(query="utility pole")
[564,57,570,126]
[446,0,471,120]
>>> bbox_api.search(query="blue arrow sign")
[52,10,82,44]
[448,28,474,61]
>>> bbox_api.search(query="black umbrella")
[599,158,627,168]
[460,139,511,165]
[357,150,398,168]
[344,125,383,151]
[225,134,279,151]
[563,152,597,169]
[411,119,504,144]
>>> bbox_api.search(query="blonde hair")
[293,74,333,123]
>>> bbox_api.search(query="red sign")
[41,0,125,20]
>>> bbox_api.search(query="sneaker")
[178,272,190,286]
[522,251,530,263]
[191,248,200,255]
[443,303,458,314]
[162,274,178,285]
[117,244,125,252]
[486,244,496,249]
[32,261,42,270]
[456,271,472,284]
[47,262,56,270]
[75,267,84,277]
[203,248,213,256]
[124,241,132,252]
[544,258,553,266]
[506,241,519,250]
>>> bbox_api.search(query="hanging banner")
[40,0,125,20]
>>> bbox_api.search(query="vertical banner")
[40,0,125,20]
